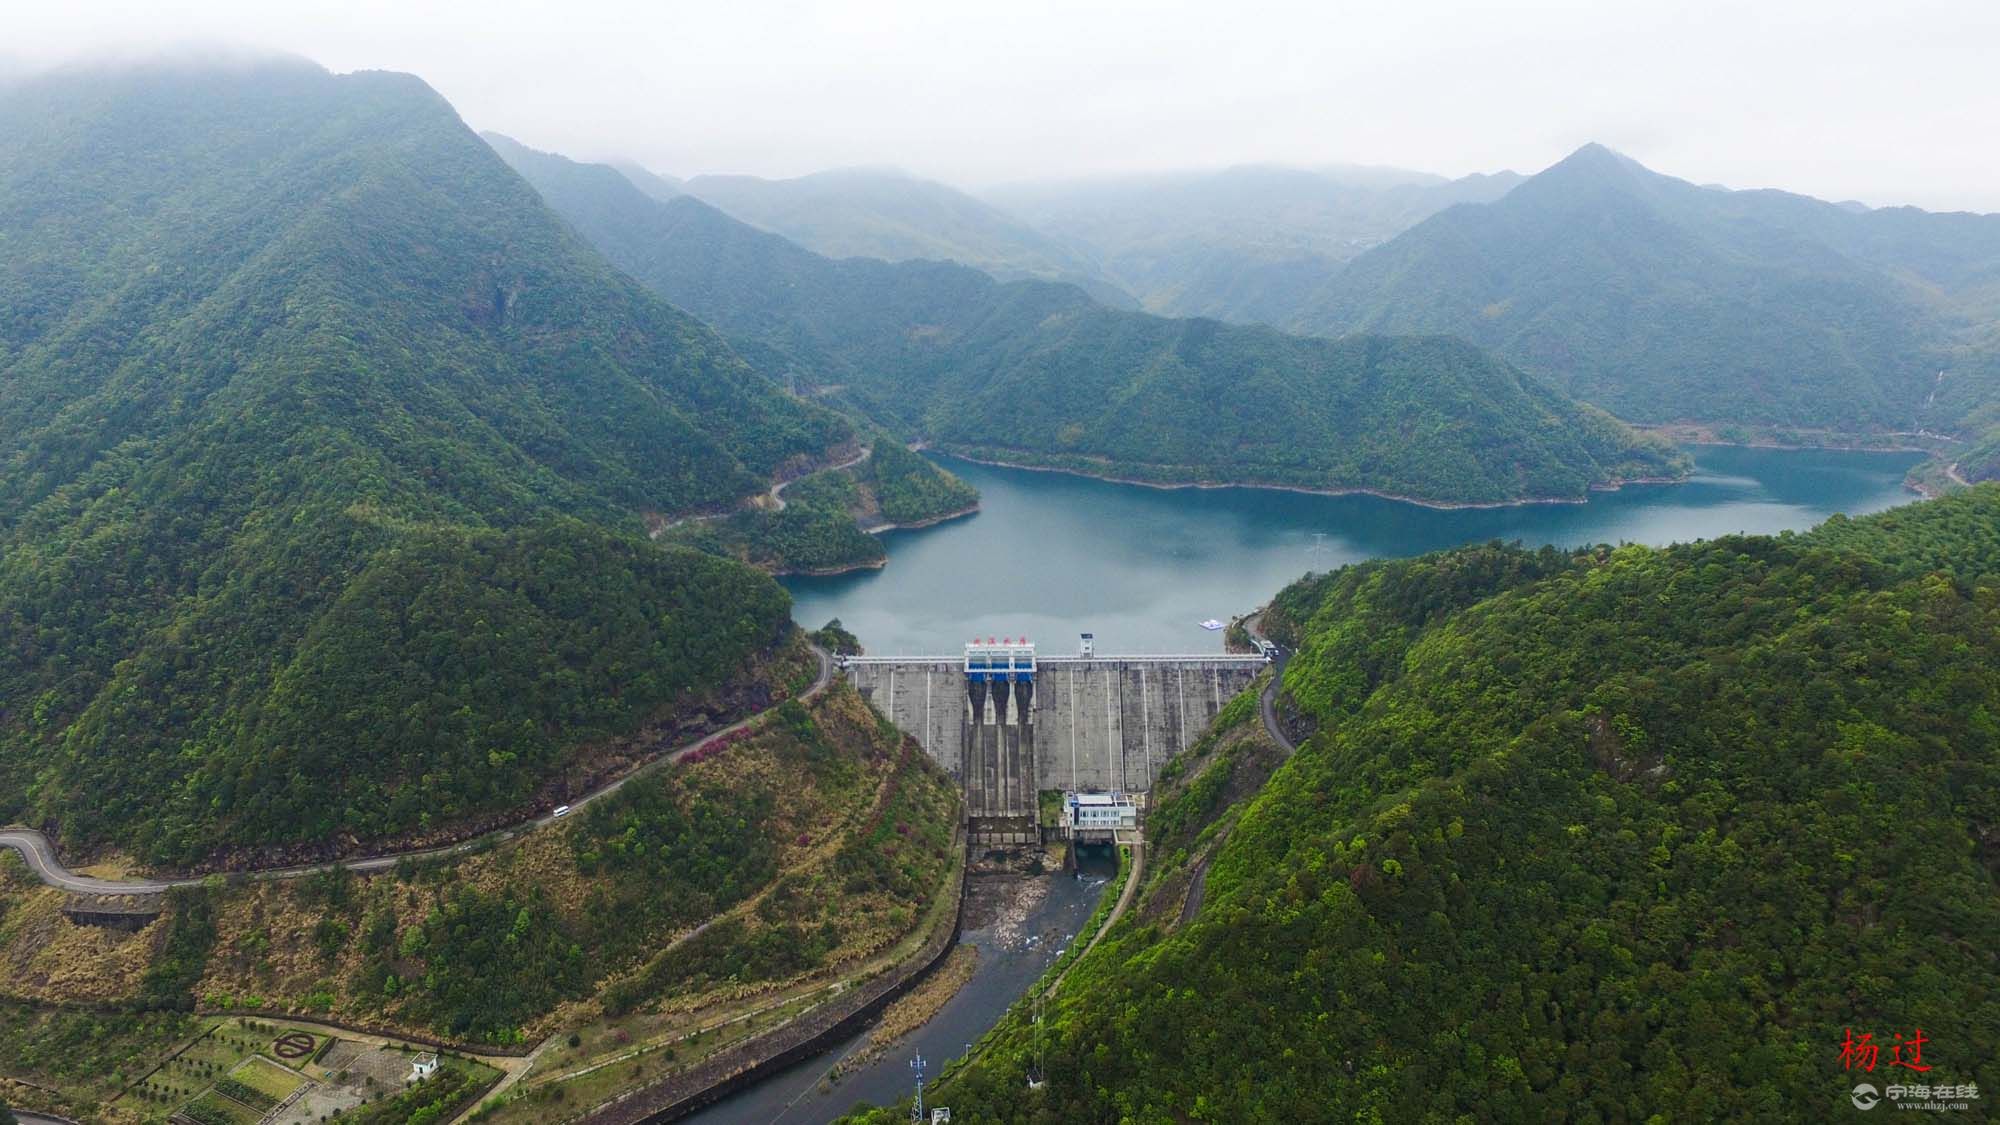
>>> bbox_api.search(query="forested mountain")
[877,486,2000,1122]
[493,136,1686,505]
[1294,143,2000,438]
[986,163,1523,322]
[676,166,1138,307]
[0,59,854,864]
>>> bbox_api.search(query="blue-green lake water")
[786,446,1925,654]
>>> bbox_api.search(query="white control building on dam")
[838,636,1267,843]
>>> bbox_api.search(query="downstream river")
[787,446,1926,655]
[686,857,1115,1125]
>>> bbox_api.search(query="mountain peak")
[1504,141,1662,209]
[1548,141,1641,178]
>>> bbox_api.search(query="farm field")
[97,1016,499,1124]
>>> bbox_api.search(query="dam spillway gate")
[839,640,1267,843]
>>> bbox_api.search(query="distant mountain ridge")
[491,134,1686,507]
[610,159,684,201]
[678,166,1138,308]
[1291,143,2000,439]
[986,163,1525,322]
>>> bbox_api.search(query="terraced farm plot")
[229,1054,304,1102]
[109,1019,248,1118]
[209,1075,277,1113]
[102,1019,328,1123]
[178,1088,265,1125]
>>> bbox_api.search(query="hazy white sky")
[10,0,1999,211]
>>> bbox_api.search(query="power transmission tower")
[910,1052,927,1123]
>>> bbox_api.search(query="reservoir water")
[786,446,1926,654]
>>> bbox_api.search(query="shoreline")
[1632,423,1955,456]
[860,501,980,534]
[772,503,982,577]
[938,449,1689,511]
[773,555,889,578]
[1908,460,1971,500]
[1633,424,1948,501]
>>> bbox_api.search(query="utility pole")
[1033,992,1047,1087]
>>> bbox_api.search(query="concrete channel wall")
[843,658,1262,794]
[583,830,969,1125]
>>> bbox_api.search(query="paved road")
[659,446,872,533]
[1,645,835,895]
[767,445,871,512]
[1047,841,1143,1000]
[1168,615,1292,929]
[1242,614,1297,754]
[1089,842,1142,953]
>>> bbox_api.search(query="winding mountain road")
[1243,614,1296,754]
[767,444,871,512]
[1,645,835,895]
[655,446,872,534]
[1166,614,1295,928]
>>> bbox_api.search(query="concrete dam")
[840,638,1267,841]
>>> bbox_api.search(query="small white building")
[410,1052,439,1082]
[1062,791,1138,840]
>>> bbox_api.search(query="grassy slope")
[0,686,960,1056]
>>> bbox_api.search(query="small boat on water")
[1199,618,1225,631]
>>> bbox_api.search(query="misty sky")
[10,0,1999,211]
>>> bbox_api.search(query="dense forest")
[490,136,1689,506]
[0,61,852,863]
[855,486,2000,1122]
[861,439,981,524]
[1295,143,2000,440]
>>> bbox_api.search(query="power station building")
[1062,791,1138,842]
